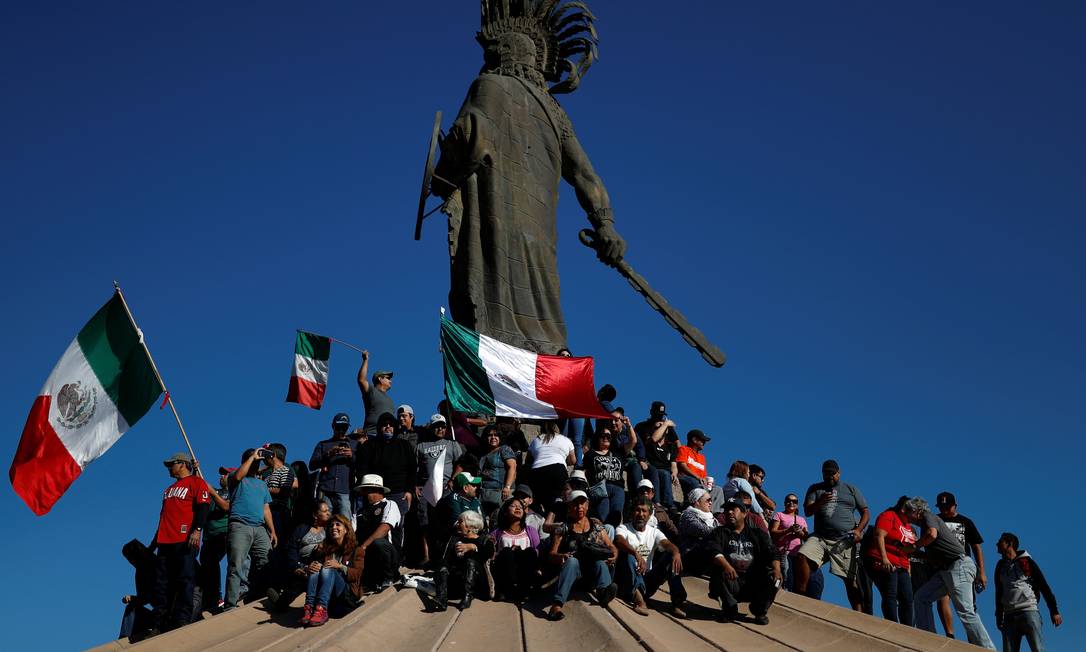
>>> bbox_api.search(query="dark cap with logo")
[688,428,710,442]
[936,492,956,507]
[650,401,667,417]
[332,413,351,427]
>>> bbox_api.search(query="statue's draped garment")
[436,72,572,354]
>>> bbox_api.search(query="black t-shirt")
[584,450,624,486]
[938,513,983,559]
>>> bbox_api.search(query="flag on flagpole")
[10,293,162,515]
[286,330,331,409]
[440,317,611,419]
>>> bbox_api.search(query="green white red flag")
[286,330,331,409]
[440,317,610,419]
[10,293,161,515]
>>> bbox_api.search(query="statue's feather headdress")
[478,0,598,95]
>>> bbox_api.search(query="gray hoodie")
[995,550,1059,623]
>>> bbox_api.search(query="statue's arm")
[562,132,626,265]
[432,80,495,199]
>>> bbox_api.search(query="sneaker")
[308,605,329,627]
[216,599,225,610]
[596,583,618,608]
[298,605,313,626]
[482,560,496,599]
[753,614,770,626]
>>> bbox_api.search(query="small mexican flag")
[10,293,162,515]
[440,317,611,419]
[286,330,331,410]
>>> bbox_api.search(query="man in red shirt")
[676,429,710,501]
[149,452,211,637]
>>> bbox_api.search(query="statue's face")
[486,32,537,70]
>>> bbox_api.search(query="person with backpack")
[995,532,1062,652]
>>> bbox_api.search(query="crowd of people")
[119,351,1062,651]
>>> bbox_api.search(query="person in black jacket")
[707,498,782,625]
[119,539,157,642]
[994,532,1062,652]
[356,412,417,552]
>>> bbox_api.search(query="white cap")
[570,469,587,482]
[567,490,589,502]
[429,413,447,425]
[637,479,655,491]
[397,404,414,415]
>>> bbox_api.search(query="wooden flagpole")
[113,282,203,478]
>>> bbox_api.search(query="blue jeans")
[225,522,272,607]
[592,483,625,526]
[326,491,352,518]
[1001,610,1045,652]
[649,467,675,509]
[870,565,913,625]
[625,458,643,493]
[561,418,585,466]
[616,551,687,605]
[306,567,347,607]
[553,557,612,605]
[916,556,995,650]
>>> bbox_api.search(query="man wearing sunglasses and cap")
[309,412,359,518]
[148,452,211,636]
[356,349,395,434]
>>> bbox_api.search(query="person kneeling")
[424,510,495,611]
[299,515,364,627]
[708,499,782,625]
[615,498,688,618]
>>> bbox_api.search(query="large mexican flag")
[10,293,161,515]
[440,317,611,419]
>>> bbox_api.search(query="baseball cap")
[722,498,748,512]
[688,428,710,442]
[570,469,587,483]
[821,459,840,473]
[513,484,533,498]
[217,466,237,475]
[372,370,394,382]
[650,400,667,416]
[637,479,655,491]
[332,412,351,427]
[429,413,447,426]
[163,452,192,467]
[566,490,589,503]
[377,412,397,428]
[397,404,414,416]
[936,492,956,507]
[454,472,482,488]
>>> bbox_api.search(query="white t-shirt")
[529,434,574,469]
[615,524,668,571]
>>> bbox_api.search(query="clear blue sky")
[2,2,1083,648]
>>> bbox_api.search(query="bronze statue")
[420,0,726,367]
[424,0,622,355]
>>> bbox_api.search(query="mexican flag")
[440,317,611,419]
[10,293,161,515]
[286,330,330,409]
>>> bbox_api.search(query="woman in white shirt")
[526,421,575,517]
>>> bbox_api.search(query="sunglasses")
[785,499,799,504]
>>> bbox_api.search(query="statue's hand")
[594,222,626,267]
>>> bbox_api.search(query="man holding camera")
[224,447,278,610]
[309,413,358,517]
